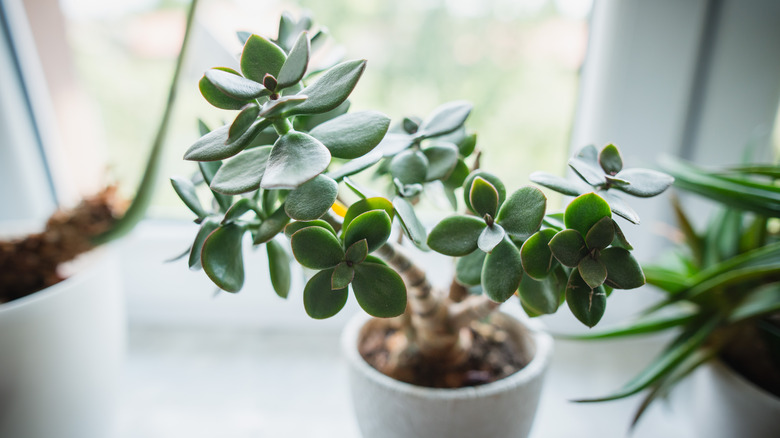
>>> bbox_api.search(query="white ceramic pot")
[689,359,780,437]
[0,247,125,438]
[342,311,553,438]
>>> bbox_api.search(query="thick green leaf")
[496,186,547,238]
[199,161,232,212]
[342,197,395,234]
[518,268,564,315]
[210,146,272,195]
[276,32,309,89]
[295,100,351,132]
[204,68,268,100]
[286,60,367,115]
[199,68,252,110]
[259,95,308,118]
[240,34,287,83]
[171,176,208,218]
[520,229,558,279]
[427,215,486,256]
[304,268,348,319]
[261,131,331,189]
[418,101,472,138]
[422,143,459,181]
[599,144,623,175]
[284,219,337,238]
[566,268,607,327]
[564,193,612,237]
[601,247,645,289]
[456,250,486,286]
[253,205,290,244]
[585,216,615,250]
[202,223,246,292]
[375,133,414,157]
[614,168,675,197]
[478,224,505,253]
[579,256,607,289]
[188,217,220,270]
[290,226,344,269]
[549,229,588,267]
[443,159,469,190]
[600,191,640,224]
[458,132,477,157]
[309,111,391,159]
[481,238,524,302]
[184,120,272,162]
[221,198,254,224]
[402,116,420,134]
[267,239,291,298]
[332,262,355,290]
[529,172,583,197]
[345,239,369,264]
[470,177,500,218]
[285,174,338,220]
[463,171,506,213]
[569,145,606,186]
[352,263,407,318]
[393,196,428,250]
[610,219,633,250]
[389,150,429,185]
[229,103,260,142]
[343,210,392,252]
[327,150,383,181]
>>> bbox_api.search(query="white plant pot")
[0,247,125,438]
[342,311,553,438]
[690,359,780,437]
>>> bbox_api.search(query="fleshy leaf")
[496,186,547,238]
[470,177,500,218]
[309,111,391,159]
[184,120,272,162]
[286,60,366,115]
[569,145,606,186]
[188,217,220,270]
[229,103,260,142]
[201,223,246,292]
[578,256,608,289]
[529,172,583,197]
[327,151,383,181]
[456,250,486,286]
[210,146,272,195]
[549,229,588,267]
[418,101,472,138]
[478,224,505,253]
[600,191,640,224]
[198,161,232,212]
[285,174,338,220]
[221,198,253,224]
[564,193,612,237]
[566,268,607,327]
[389,150,429,185]
[199,68,252,110]
[393,196,428,250]
[599,144,623,175]
[171,176,208,218]
[520,229,558,279]
[290,226,344,270]
[261,131,331,189]
[304,268,348,319]
[342,197,395,234]
[585,216,615,250]
[276,32,310,89]
[458,132,477,157]
[344,239,369,264]
[481,238,523,302]
[463,171,506,213]
[375,133,414,157]
[422,143,459,181]
[518,268,565,315]
[332,262,355,290]
[284,219,337,238]
[614,168,675,197]
[267,239,291,298]
[427,215,486,256]
[258,95,308,118]
[601,247,645,289]
[611,219,634,250]
[204,68,268,100]
[240,34,287,83]
[253,205,291,244]
[352,262,407,318]
[343,210,392,252]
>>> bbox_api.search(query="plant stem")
[273,119,293,135]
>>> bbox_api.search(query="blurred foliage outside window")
[59,0,592,217]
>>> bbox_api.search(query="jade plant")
[567,157,780,426]
[172,13,673,384]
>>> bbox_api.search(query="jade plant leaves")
[188,217,220,270]
[569,145,605,186]
[199,68,254,110]
[290,226,344,269]
[343,210,392,252]
[427,215,486,256]
[520,229,558,279]
[579,256,608,289]
[240,34,287,83]
[418,101,472,138]
[482,238,523,302]
[285,174,338,220]
[456,250,486,286]
[601,247,645,289]
[496,186,547,238]
[266,239,291,298]
[198,161,232,212]
[390,150,429,185]
[470,177,499,218]
[614,168,675,198]
[599,144,623,175]
[229,104,260,142]
[518,269,564,316]
[284,219,337,238]
[261,131,331,189]
[549,229,588,267]
[585,216,615,250]
[564,193,612,237]
[566,268,607,327]
[221,198,253,224]
[342,197,394,232]
[331,262,355,290]
[286,60,367,116]
[276,32,310,89]
[376,133,414,157]
[393,197,427,249]
[309,111,390,159]
[345,239,369,264]
[477,224,505,253]
[210,146,272,195]
[423,143,459,181]
[253,205,290,244]
[171,176,207,218]
[463,171,506,214]
[304,268,348,319]
[201,223,246,292]
[352,262,407,317]
[204,68,268,100]
[185,120,272,162]
[528,171,583,197]
[258,95,308,118]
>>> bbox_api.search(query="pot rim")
[341,310,553,400]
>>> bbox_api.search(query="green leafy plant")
[172,13,673,384]
[567,157,780,427]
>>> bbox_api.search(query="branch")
[449,294,500,331]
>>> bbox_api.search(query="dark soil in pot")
[720,314,780,397]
